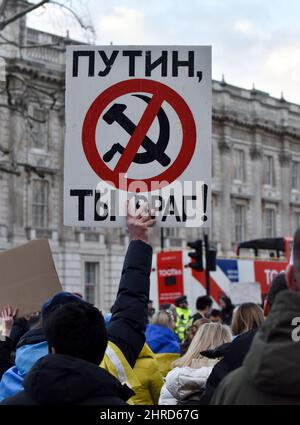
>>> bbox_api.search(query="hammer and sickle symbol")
[103,94,171,166]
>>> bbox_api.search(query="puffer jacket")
[0,337,13,379]
[131,344,164,405]
[159,362,216,405]
[1,354,133,405]
[155,353,180,378]
[145,324,180,354]
[212,290,300,405]
[0,328,48,401]
[145,324,180,379]
[0,239,153,401]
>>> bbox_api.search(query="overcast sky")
[27,0,300,104]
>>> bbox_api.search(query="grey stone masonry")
[1,4,300,309]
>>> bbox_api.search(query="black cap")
[175,295,188,306]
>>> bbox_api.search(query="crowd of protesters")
[0,203,299,405]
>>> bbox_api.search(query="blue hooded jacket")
[0,291,84,401]
[145,324,180,354]
[0,329,48,401]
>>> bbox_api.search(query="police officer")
[175,295,191,342]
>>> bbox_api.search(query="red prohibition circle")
[82,79,197,192]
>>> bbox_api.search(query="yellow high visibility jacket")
[101,341,141,404]
[175,307,192,341]
[131,344,164,405]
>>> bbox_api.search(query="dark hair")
[42,292,84,321]
[219,295,234,311]
[43,303,108,365]
[210,309,221,317]
[267,273,288,308]
[196,295,213,311]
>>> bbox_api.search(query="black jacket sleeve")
[198,360,229,405]
[107,240,153,368]
[199,330,257,405]
[0,337,13,379]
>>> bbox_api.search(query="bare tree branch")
[50,0,95,33]
[0,102,19,112]
[0,31,66,50]
[0,0,50,31]
[0,0,93,177]
[0,0,9,16]
[0,165,21,176]
[18,162,45,178]
[0,162,45,177]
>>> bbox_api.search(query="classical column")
[7,110,27,243]
[218,124,232,254]
[279,148,291,236]
[249,133,263,238]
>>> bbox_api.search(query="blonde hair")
[151,310,175,331]
[173,322,232,368]
[193,318,211,329]
[231,303,264,336]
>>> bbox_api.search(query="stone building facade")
[1,2,300,310]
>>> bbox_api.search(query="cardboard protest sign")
[64,46,211,227]
[0,239,62,317]
[229,282,262,306]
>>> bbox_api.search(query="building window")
[291,161,300,190]
[263,155,275,186]
[84,262,98,305]
[32,180,48,228]
[293,212,300,231]
[264,208,276,237]
[233,149,245,182]
[31,107,48,150]
[234,204,246,242]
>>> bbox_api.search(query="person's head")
[41,292,84,321]
[196,295,213,316]
[286,229,300,292]
[43,302,108,365]
[175,295,188,309]
[159,303,177,322]
[231,303,264,336]
[186,318,211,341]
[219,295,233,311]
[173,322,232,368]
[264,272,288,316]
[210,309,221,323]
[151,310,176,331]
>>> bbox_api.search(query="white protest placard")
[229,282,262,306]
[64,46,211,227]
